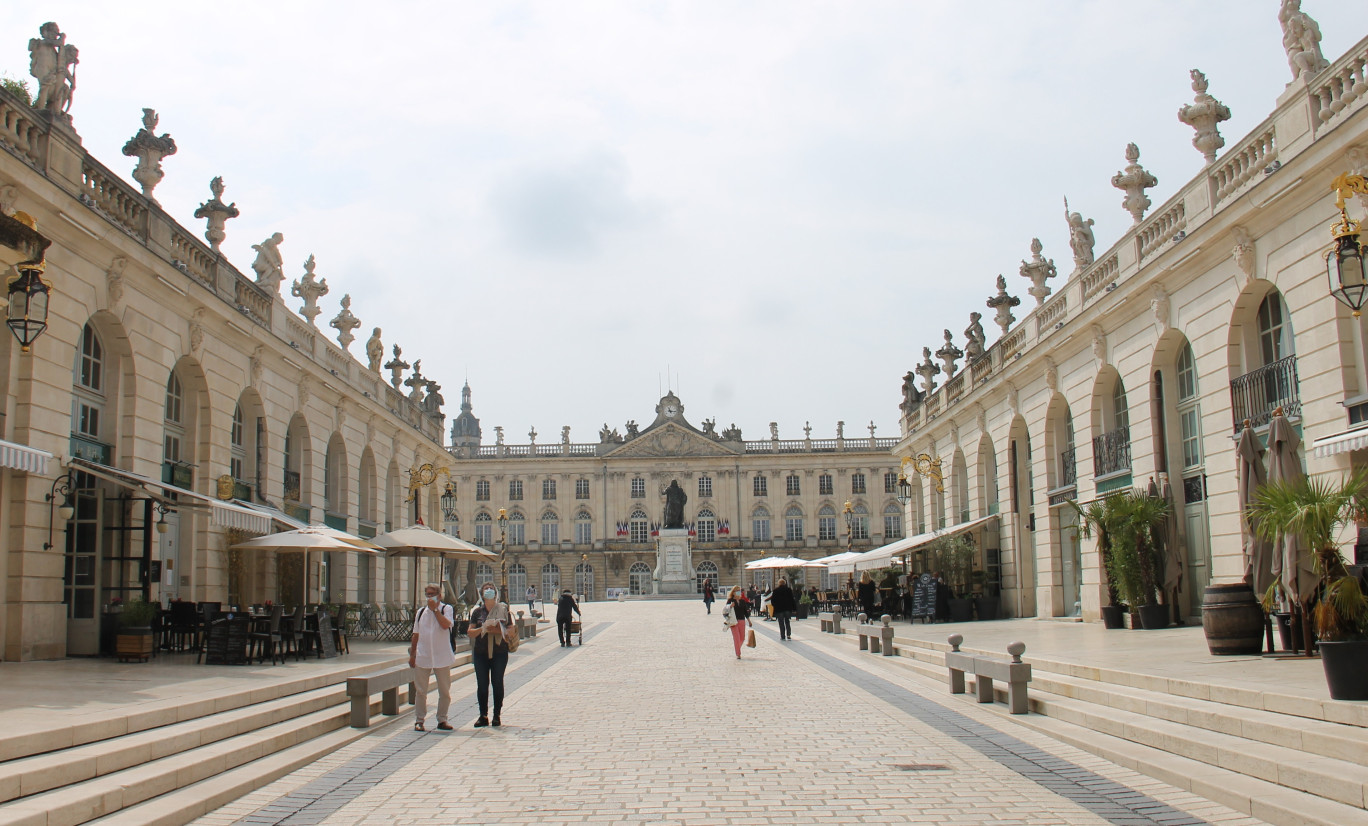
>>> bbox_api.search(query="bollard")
[1005,641,1030,714]
[946,634,966,694]
[857,613,869,650]
[880,615,895,656]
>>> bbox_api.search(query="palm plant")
[1248,471,1368,642]
[1113,490,1169,608]
[1071,496,1123,607]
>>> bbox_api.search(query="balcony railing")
[1092,426,1131,478]
[283,470,301,502]
[1060,447,1077,488]
[1229,354,1300,433]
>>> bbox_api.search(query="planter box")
[115,628,154,663]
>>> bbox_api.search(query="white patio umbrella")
[744,556,822,570]
[230,527,381,608]
[372,525,498,605]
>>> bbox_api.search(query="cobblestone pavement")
[195,601,1270,826]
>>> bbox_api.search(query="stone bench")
[944,634,1032,714]
[856,614,896,656]
[346,645,472,728]
[818,611,842,634]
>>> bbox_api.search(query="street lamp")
[7,262,50,353]
[497,507,509,601]
[895,473,912,507]
[405,462,450,526]
[843,500,855,553]
[439,482,457,534]
[1327,173,1368,317]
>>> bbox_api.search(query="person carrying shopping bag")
[724,585,752,659]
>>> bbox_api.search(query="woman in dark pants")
[467,585,513,727]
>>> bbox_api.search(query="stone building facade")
[893,24,1368,622]
[0,23,449,661]
[444,391,900,599]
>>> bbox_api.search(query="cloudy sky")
[3,2,1361,444]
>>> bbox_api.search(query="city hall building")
[891,29,1368,623]
[443,390,901,599]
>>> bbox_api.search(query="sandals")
[414,722,426,732]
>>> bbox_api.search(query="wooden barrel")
[1201,583,1264,655]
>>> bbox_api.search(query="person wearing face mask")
[409,583,456,732]
[467,583,513,727]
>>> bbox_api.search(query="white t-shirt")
[411,602,456,669]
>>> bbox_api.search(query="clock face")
[664,404,679,418]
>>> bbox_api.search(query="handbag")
[503,603,520,652]
[722,603,737,627]
[746,627,757,648]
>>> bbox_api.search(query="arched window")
[574,562,594,598]
[507,563,527,596]
[629,507,649,543]
[850,504,869,541]
[73,324,105,441]
[1257,291,1295,364]
[1112,378,1131,433]
[883,503,903,539]
[575,510,593,545]
[474,511,493,546]
[751,506,771,542]
[980,440,999,517]
[507,511,526,545]
[1176,342,1203,471]
[163,371,185,468]
[696,508,716,543]
[818,505,837,541]
[541,563,561,598]
[540,509,559,546]
[230,404,246,484]
[784,505,804,541]
[695,560,719,593]
[954,452,970,523]
[629,561,652,595]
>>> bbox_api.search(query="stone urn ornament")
[121,108,176,204]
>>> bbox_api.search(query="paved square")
[195,601,1270,826]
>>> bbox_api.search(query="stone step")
[819,628,1368,819]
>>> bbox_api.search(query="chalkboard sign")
[315,610,338,659]
[203,616,251,665]
[910,573,937,621]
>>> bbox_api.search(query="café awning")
[827,514,999,573]
[70,458,272,534]
[0,438,52,474]
[1311,426,1368,458]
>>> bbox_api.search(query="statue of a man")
[365,327,383,372]
[663,480,687,529]
[251,232,285,292]
[1064,197,1095,270]
[29,23,78,117]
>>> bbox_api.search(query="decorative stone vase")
[1320,640,1368,701]
[115,627,154,663]
[1100,605,1125,629]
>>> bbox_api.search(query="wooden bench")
[944,634,1032,714]
[856,614,896,656]
[818,611,842,634]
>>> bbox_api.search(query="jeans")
[472,646,509,717]
[777,611,792,639]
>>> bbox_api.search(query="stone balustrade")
[1312,39,1368,127]
[81,157,148,240]
[0,90,43,167]
[1136,200,1186,260]
[1210,124,1277,206]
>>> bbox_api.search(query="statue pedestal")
[654,529,694,595]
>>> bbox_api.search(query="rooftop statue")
[964,312,987,362]
[291,254,329,325]
[122,109,176,204]
[1279,0,1329,81]
[1177,69,1231,165]
[329,294,361,349]
[365,328,383,372]
[28,23,78,119]
[194,177,239,253]
[1063,197,1095,271]
[986,274,1021,336]
[383,344,409,389]
[1111,143,1158,225]
[1018,238,1057,306]
[251,232,286,294]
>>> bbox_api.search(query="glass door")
[64,490,102,655]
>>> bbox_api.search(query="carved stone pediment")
[605,422,744,459]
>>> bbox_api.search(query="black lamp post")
[7,263,50,353]
[440,482,457,534]
[1328,173,1368,317]
[497,507,509,601]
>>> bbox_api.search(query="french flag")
[650,522,659,537]
[719,519,730,536]
[688,522,696,537]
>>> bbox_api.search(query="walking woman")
[857,572,878,619]
[702,578,715,614]
[725,585,752,659]
[467,583,513,727]
[768,578,797,641]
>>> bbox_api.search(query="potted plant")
[797,591,813,620]
[115,597,159,663]
[1113,489,1171,629]
[1249,470,1368,700]
[1072,496,1126,628]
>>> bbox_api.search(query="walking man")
[409,583,455,732]
[556,588,581,646]
[526,584,538,615]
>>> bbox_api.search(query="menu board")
[315,610,338,659]
[910,573,937,620]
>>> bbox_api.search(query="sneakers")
[436,722,453,731]
[474,716,489,728]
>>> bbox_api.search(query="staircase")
[0,652,475,826]
[822,627,1368,826]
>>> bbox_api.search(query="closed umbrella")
[1149,475,1184,624]
[1267,410,1317,603]
[1236,422,1274,598]
[231,527,381,608]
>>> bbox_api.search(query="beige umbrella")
[1267,411,1317,603]
[1236,422,1274,599]
[373,525,498,605]
[1149,475,1184,622]
[231,527,381,607]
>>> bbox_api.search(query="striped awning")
[1312,427,1368,458]
[0,438,53,474]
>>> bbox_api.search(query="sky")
[3,2,1363,445]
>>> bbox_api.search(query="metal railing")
[1229,354,1300,433]
[1091,426,1131,478]
[1060,447,1077,488]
